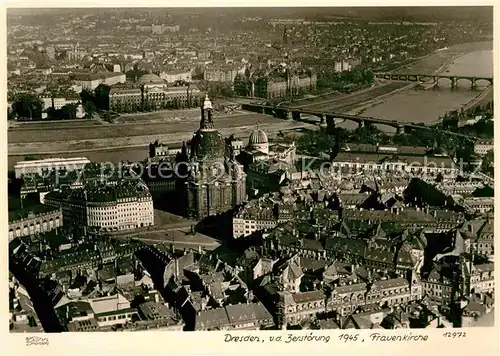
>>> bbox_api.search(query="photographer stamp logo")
[25,337,49,346]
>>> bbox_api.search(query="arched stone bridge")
[243,103,413,134]
[241,103,478,139]
[374,73,493,89]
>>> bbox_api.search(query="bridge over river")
[241,103,478,139]
[374,72,493,89]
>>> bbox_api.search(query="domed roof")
[249,128,268,145]
[190,130,226,162]
[138,73,164,85]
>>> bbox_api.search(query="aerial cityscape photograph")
[6,6,494,334]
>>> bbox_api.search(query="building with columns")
[8,206,63,242]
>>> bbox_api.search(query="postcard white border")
[1,2,499,356]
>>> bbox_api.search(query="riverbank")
[6,124,309,171]
[345,43,492,118]
[431,52,466,75]
[345,82,421,115]
[290,44,483,114]
[7,41,492,163]
[462,86,494,112]
[290,82,382,108]
[296,82,410,112]
[8,120,313,157]
[9,108,245,130]
[392,41,492,75]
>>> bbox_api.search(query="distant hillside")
[8,6,493,24]
[302,6,493,23]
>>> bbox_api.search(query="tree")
[350,69,363,83]
[144,100,152,112]
[192,66,204,80]
[84,101,97,118]
[363,70,374,84]
[472,185,494,197]
[60,103,78,120]
[7,109,16,121]
[80,89,96,106]
[297,129,335,156]
[455,143,476,172]
[114,101,122,113]
[12,94,43,120]
[221,85,235,98]
[94,84,111,111]
[125,67,148,82]
[348,124,390,145]
[23,46,49,68]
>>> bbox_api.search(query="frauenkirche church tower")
[179,95,246,219]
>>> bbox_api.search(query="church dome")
[190,130,226,162]
[138,73,164,85]
[249,128,268,145]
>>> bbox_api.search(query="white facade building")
[14,157,90,178]
[469,263,494,294]
[437,181,484,196]
[72,72,126,91]
[474,140,494,156]
[232,199,278,238]
[159,69,192,83]
[232,216,277,239]
[463,197,494,214]
[44,181,155,232]
[55,97,79,110]
[86,194,154,231]
[328,159,459,178]
[8,208,63,242]
[95,307,138,328]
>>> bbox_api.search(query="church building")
[177,95,247,219]
[236,126,296,166]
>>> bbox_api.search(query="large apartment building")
[203,65,245,82]
[44,180,154,232]
[108,83,202,112]
[108,88,143,112]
